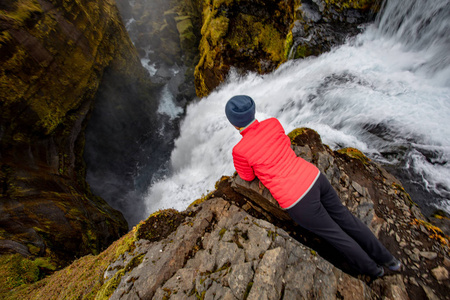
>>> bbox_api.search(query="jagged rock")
[106,198,380,300]
[421,284,440,300]
[420,251,438,260]
[431,266,449,281]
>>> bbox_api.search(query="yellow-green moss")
[294,44,314,59]
[258,23,285,63]
[209,15,229,45]
[219,228,227,240]
[1,230,137,300]
[0,254,56,293]
[243,281,253,300]
[0,0,43,25]
[325,0,374,10]
[337,147,371,165]
[287,127,319,145]
[392,182,418,208]
[0,31,12,43]
[95,266,124,300]
[432,210,450,220]
[284,31,293,59]
[212,0,235,9]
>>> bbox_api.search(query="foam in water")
[144,0,450,215]
[157,84,184,120]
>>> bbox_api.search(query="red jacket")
[232,118,320,209]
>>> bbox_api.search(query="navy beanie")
[225,95,256,127]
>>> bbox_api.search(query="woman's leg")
[287,174,390,276]
[316,173,393,265]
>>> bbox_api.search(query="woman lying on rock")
[225,95,401,278]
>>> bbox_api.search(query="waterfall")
[143,0,450,217]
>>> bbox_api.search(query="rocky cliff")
[194,0,380,97]
[4,129,448,300]
[0,0,155,265]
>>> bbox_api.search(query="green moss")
[95,252,145,299]
[188,195,209,208]
[212,0,235,8]
[294,44,314,59]
[0,31,12,44]
[337,147,371,165]
[0,254,56,291]
[114,231,137,260]
[259,24,285,63]
[287,128,309,143]
[267,230,278,241]
[27,244,41,256]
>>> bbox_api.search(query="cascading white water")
[144,0,450,216]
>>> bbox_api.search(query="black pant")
[287,173,393,276]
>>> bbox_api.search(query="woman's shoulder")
[260,117,284,131]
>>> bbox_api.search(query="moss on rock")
[135,209,186,242]
[193,0,380,97]
[194,0,297,97]
[0,0,144,266]
[337,147,371,165]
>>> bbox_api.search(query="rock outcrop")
[6,128,448,300]
[194,0,380,97]
[0,0,152,264]
[115,0,202,100]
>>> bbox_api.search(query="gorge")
[1,0,449,299]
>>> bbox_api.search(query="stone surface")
[108,198,380,300]
[0,0,142,264]
[431,266,449,281]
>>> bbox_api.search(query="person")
[225,95,401,277]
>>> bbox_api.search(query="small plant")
[410,218,449,246]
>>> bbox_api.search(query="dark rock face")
[82,0,204,226]
[194,0,379,97]
[0,0,152,264]
[115,0,202,101]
